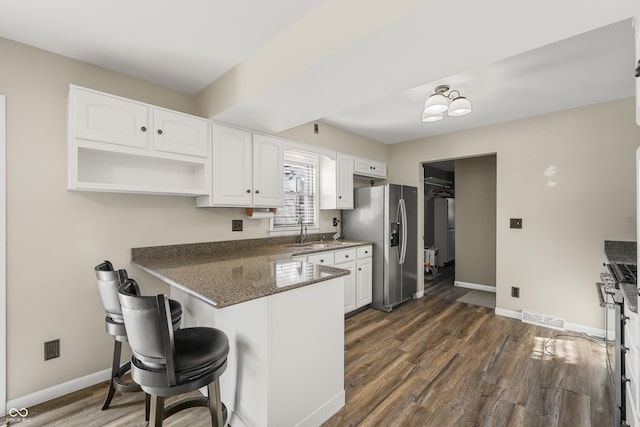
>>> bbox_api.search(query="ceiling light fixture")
[421,85,472,122]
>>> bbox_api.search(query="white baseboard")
[6,368,110,414]
[298,390,345,427]
[494,308,521,320]
[494,308,605,338]
[565,322,605,339]
[413,290,424,299]
[454,281,496,293]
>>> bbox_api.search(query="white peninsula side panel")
[170,277,345,427]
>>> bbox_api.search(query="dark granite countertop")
[131,236,371,309]
[604,240,637,265]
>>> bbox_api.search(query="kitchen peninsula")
[132,237,367,427]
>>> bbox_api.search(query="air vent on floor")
[521,311,565,330]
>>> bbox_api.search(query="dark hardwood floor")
[2,267,611,426]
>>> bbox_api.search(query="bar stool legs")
[102,339,141,411]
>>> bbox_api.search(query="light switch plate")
[510,218,523,229]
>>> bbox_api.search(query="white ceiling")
[0,1,637,144]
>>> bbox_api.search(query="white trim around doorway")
[1,95,7,416]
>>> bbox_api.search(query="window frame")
[270,151,320,234]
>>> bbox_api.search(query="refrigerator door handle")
[399,198,407,264]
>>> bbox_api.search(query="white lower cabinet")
[625,299,640,426]
[307,251,335,266]
[292,245,373,314]
[354,246,373,310]
[341,245,373,314]
[335,248,357,313]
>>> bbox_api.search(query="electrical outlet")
[232,219,243,232]
[333,217,339,227]
[511,286,520,298]
[510,218,523,229]
[44,339,60,360]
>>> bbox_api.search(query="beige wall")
[0,37,384,400]
[454,155,497,287]
[389,98,640,329]
[278,121,388,163]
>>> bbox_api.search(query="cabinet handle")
[255,190,260,194]
[339,196,342,199]
[636,60,640,78]
[345,255,349,258]
[365,251,368,254]
[320,259,324,263]
[358,268,362,271]
[157,129,163,135]
[623,315,630,324]
[141,126,147,132]
[623,375,631,384]
[622,345,630,354]
[246,189,251,193]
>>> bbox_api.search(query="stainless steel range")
[600,240,638,426]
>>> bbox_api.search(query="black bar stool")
[94,261,182,411]
[118,279,229,427]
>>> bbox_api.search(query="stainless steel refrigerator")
[343,184,417,312]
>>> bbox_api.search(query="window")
[272,152,318,230]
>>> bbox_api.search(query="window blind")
[273,154,317,228]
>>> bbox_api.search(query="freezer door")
[400,185,418,302]
[387,184,402,308]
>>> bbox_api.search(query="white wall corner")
[454,281,496,293]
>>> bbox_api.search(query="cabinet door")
[336,153,354,209]
[354,157,372,175]
[211,124,253,206]
[73,87,150,149]
[371,160,387,178]
[338,260,357,313]
[356,257,373,308]
[153,109,209,157]
[252,134,284,207]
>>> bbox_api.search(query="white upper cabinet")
[73,87,150,149]
[68,85,210,196]
[635,13,640,125]
[252,133,285,207]
[320,152,354,210]
[336,153,354,209]
[153,109,209,157]
[354,157,387,179]
[197,124,284,208]
[73,86,208,157]
[208,124,253,206]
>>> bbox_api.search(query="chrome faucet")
[298,215,307,244]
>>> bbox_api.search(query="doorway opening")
[422,154,497,309]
